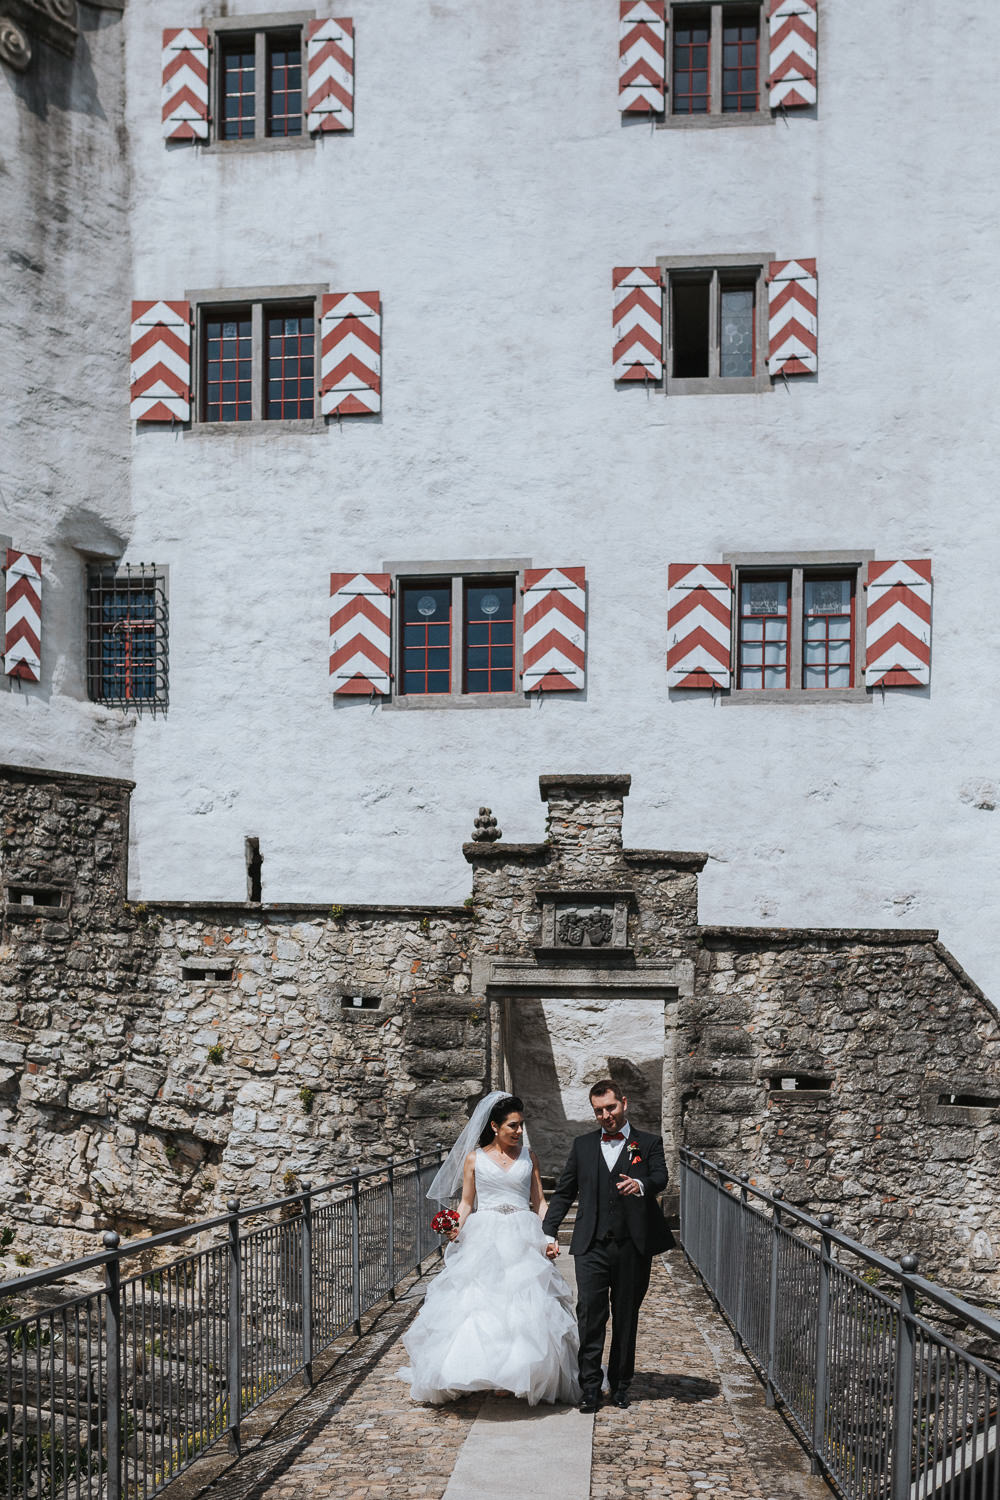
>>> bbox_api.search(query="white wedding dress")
[399,1145,580,1405]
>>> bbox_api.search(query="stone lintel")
[623,850,709,871]
[534,886,638,905]
[538,773,631,801]
[142,900,476,920]
[462,841,551,863]
[700,924,940,947]
[486,958,691,996]
[0,760,136,791]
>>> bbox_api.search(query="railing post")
[712,1165,726,1309]
[226,1198,242,1455]
[811,1213,835,1474]
[891,1254,919,1500]
[733,1177,749,1350]
[765,1188,784,1408]
[414,1147,423,1263]
[436,1144,444,1258]
[387,1157,396,1300]
[102,1231,122,1500]
[351,1168,361,1335]
[300,1181,313,1388]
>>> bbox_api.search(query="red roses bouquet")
[431,1208,460,1237]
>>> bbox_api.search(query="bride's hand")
[446,1228,460,1242]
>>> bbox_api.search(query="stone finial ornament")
[471,807,502,843]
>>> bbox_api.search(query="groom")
[542,1079,675,1412]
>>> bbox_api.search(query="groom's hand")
[616,1175,643,1197]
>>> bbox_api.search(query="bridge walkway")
[172,1249,831,1500]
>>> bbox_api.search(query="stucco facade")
[2,2,999,1001]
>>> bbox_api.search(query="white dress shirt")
[601,1121,644,1193]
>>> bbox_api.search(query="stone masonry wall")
[4,761,1000,1302]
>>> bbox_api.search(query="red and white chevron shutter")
[130,301,191,422]
[5,550,42,683]
[307,19,354,133]
[329,573,392,695]
[619,1,666,115]
[767,259,817,376]
[667,564,733,689]
[613,267,663,382]
[162,28,210,141]
[522,568,586,692]
[768,0,817,108]
[321,292,381,416]
[865,560,932,688]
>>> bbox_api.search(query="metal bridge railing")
[1,1148,443,1500]
[680,1148,1000,1500]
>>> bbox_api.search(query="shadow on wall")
[505,996,664,1174]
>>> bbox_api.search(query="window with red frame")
[672,10,710,114]
[266,308,315,419]
[401,583,452,694]
[86,566,168,711]
[722,11,760,112]
[464,581,515,693]
[267,35,303,137]
[220,39,255,140]
[803,577,854,688]
[203,309,253,423]
[738,576,790,689]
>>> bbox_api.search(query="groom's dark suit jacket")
[542,1126,676,1257]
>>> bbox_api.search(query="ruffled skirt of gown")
[398,1209,580,1406]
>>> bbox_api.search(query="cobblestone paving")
[181,1255,830,1500]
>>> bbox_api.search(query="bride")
[399,1091,580,1405]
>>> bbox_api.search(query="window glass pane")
[804,577,851,614]
[720,286,754,377]
[803,666,826,688]
[763,666,785,688]
[743,579,788,614]
[267,37,303,137]
[672,279,710,378]
[265,306,315,419]
[673,10,711,113]
[464,581,515,693]
[722,10,759,112]
[401,584,452,694]
[221,42,255,139]
[828,664,851,686]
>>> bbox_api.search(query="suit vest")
[594,1148,629,1241]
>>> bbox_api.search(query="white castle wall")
[4,1,999,999]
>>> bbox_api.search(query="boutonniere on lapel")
[627,1141,643,1169]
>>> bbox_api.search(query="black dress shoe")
[579,1390,602,1413]
[611,1388,631,1409]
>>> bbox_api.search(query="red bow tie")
[602,1132,624,1143]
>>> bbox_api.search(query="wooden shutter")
[619,1,666,115]
[613,267,663,381]
[865,561,932,687]
[162,28,210,141]
[320,293,381,416]
[329,573,392,694]
[307,19,355,133]
[768,0,817,109]
[767,260,817,376]
[5,550,41,682]
[667,564,733,688]
[130,301,191,422]
[522,568,586,692]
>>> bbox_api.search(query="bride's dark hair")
[477,1094,523,1148]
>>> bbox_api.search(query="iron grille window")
[87,566,168,712]
[265,307,315,419]
[267,36,303,137]
[396,572,519,699]
[669,3,763,119]
[220,39,255,139]
[212,24,307,144]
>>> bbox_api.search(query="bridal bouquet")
[431,1209,460,1237]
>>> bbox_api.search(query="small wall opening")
[182,965,235,983]
[767,1074,832,1092]
[245,837,262,903]
[340,994,381,1011]
[938,1093,1000,1109]
[4,885,69,910]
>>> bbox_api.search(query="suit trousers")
[574,1236,652,1394]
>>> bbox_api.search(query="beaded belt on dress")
[482,1204,528,1215]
